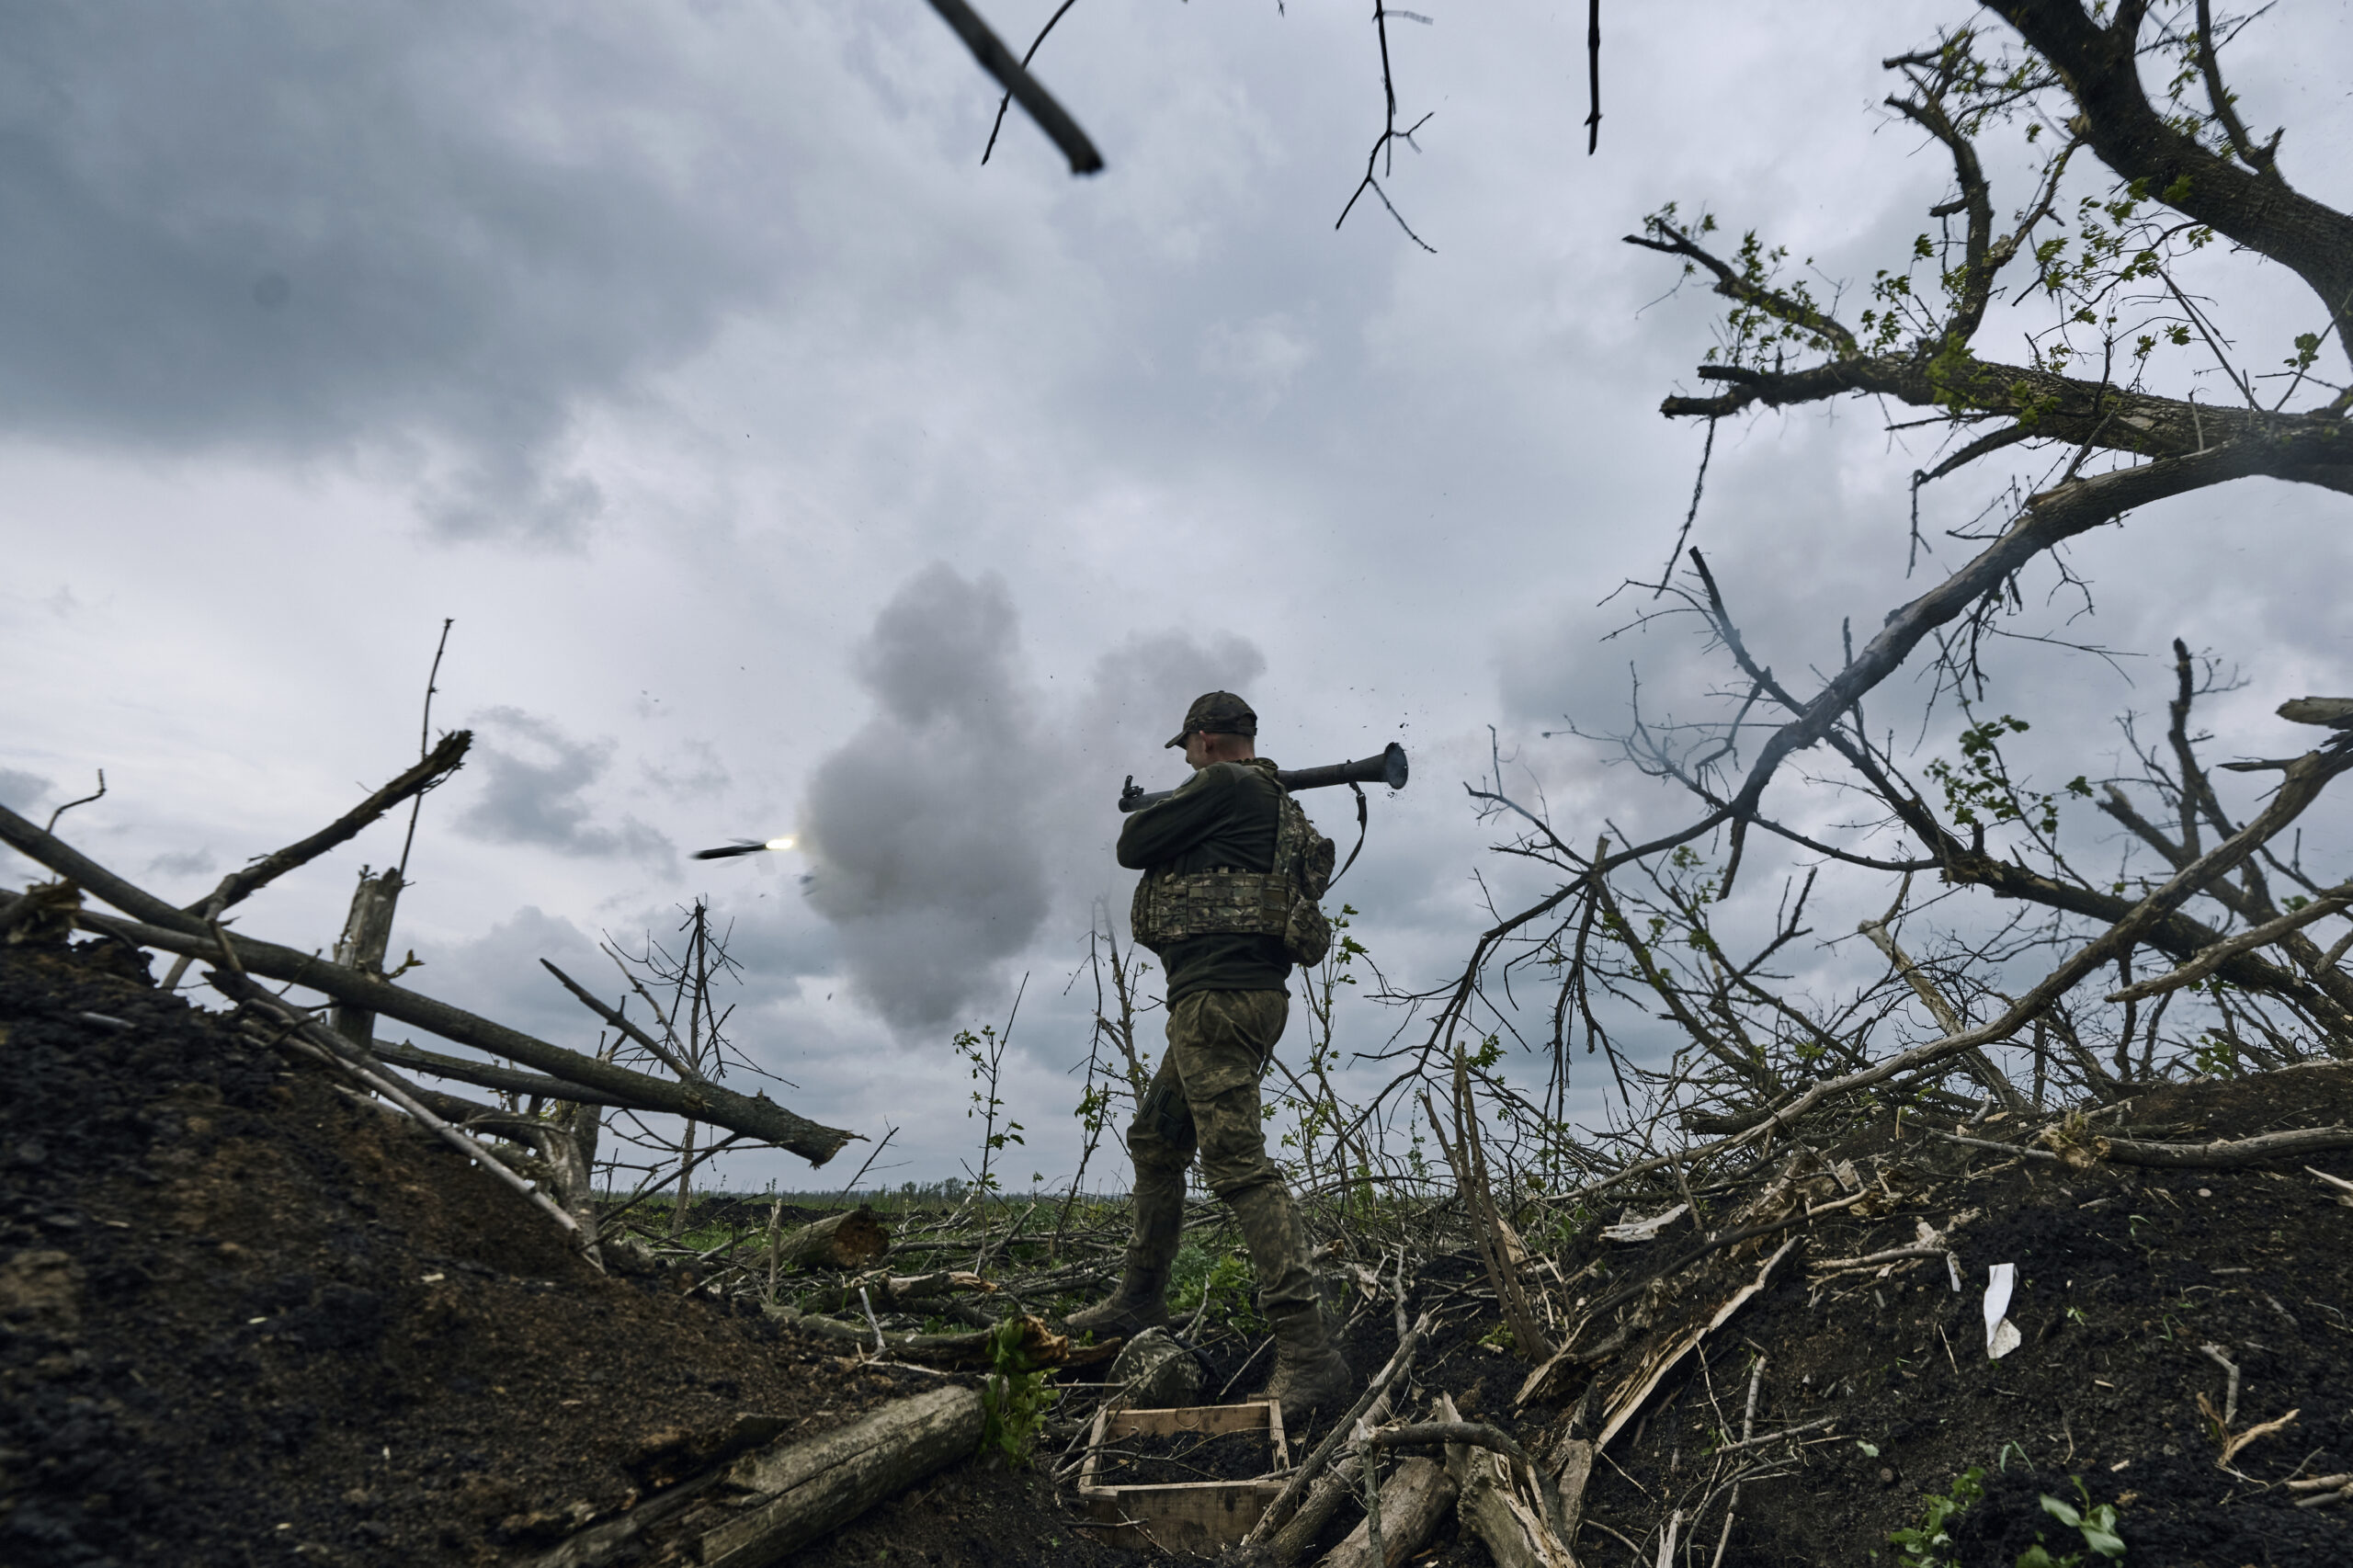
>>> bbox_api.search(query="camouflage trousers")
[1126,989,1320,1318]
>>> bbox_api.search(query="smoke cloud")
[801,564,1264,1036]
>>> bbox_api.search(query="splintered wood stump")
[771,1206,889,1271]
[699,1384,984,1568]
[1317,1456,1457,1568]
[329,868,402,1046]
[1265,1450,1365,1565]
[1552,1438,1593,1540]
[1438,1394,1575,1568]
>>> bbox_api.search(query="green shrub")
[1887,1466,1984,1564]
[980,1316,1059,1467]
[2017,1480,2125,1565]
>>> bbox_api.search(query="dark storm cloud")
[455,706,673,862]
[0,2,773,540]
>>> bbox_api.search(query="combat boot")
[1064,1169,1182,1340]
[1264,1301,1351,1428]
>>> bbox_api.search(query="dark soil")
[14,933,2353,1568]
[0,939,1120,1568]
[1565,1071,2353,1568]
[1097,1427,1276,1486]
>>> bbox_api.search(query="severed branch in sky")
[925,0,1104,175]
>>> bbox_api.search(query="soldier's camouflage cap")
[1166,691,1257,747]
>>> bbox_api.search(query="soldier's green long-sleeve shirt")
[1117,757,1293,1004]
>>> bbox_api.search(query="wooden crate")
[1075,1400,1290,1553]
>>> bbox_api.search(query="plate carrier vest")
[1129,767,1336,967]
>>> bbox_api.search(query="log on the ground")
[699,1384,985,1568]
[1264,1450,1364,1566]
[1246,1309,1434,1548]
[773,1208,890,1271]
[766,1306,1121,1369]
[1265,1384,1397,1564]
[1316,1455,1457,1568]
[805,1268,996,1316]
[2102,1125,2353,1166]
[1438,1394,1574,1568]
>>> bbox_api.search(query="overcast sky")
[5,1,2347,1197]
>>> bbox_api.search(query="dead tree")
[1401,1,2353,1174]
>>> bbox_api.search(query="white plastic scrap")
[1984,1263,2022,1359]
[1601,1203,1689,1244]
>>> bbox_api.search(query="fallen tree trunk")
[699,1384,985,1568]
[1265,1451,1365,1566]
[806,1269,996,1317]
[0,803,857,1165]
[1928,1122,2353,1169]
[766,1306,1120,1369]
[1326,1449,1449,1562]
[1368,1418,1567,1547]
[1318,1455,1456,1568]
[773,1208,890,1272]
[1263,1385,1397,1565]
[111,915,855,1163]
[2102,1125,2353,1167]
[370,1040,651,1112]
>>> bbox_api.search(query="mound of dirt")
[18,928,2347,1568]
[1557,1074,2353,1567]
[0,940,1059,1568]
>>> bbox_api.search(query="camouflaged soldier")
[1065,692,1351,1425]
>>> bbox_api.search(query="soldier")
[1065,691,1351,1424]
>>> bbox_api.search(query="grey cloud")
[0,2,774,540]
[1072,631,1268,760]
[456,707,673,862]
[0,767,49,812]
[1053,629,1267,895]
[144,847,218,880]
[1198,314,1314,413]
[641,739,732,801]
[406,904,608,1053]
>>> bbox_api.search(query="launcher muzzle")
[1118,741,1408,812]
